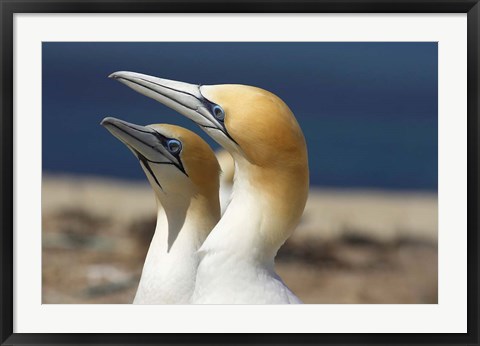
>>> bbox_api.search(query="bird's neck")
[135,195,218,304]
[148,189,219,250]
[200,158,308,264]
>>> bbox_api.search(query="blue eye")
[213,105,225,121]
[167,139,182,154]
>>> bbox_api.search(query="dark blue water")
[42,42,437,191]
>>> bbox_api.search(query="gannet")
[101,117,221,304]
[215,149,235,215]
[110,72,309,304]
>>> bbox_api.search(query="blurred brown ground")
[42,175,437,304]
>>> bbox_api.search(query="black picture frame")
[1,1,478,345]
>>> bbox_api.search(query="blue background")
[42,42,438,191]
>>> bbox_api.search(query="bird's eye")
[167,139,182,154]
[213,105,225,121]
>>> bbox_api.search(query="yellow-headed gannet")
[101,117,220,304]
[109,72,309,304]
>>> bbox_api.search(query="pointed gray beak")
[101,116,174,165]
[109,71,221,129]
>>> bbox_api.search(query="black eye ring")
[167,139,182,154]
[213,105,225,121]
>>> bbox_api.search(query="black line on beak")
[118,77,239,145]
[137,77,200,103]
[118,77,198,112]
[116,76,239,147]
[106,121,188,181]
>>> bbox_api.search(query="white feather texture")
[193,178,302,304]
[134,204,204,304]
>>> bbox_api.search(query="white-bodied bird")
[102,117,221,304]
[110,72,309,304]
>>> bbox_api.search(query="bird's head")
[101,117,221,220]
[109,72,309,246]
[109,72,307,170]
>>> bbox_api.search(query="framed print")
[1,0,479,345]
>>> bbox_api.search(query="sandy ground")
[42,174,438,304]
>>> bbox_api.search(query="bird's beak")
[101,116,175,165]
[109,71,227,135]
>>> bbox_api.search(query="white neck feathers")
[134,194,218,304]
[199,156,308,264]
